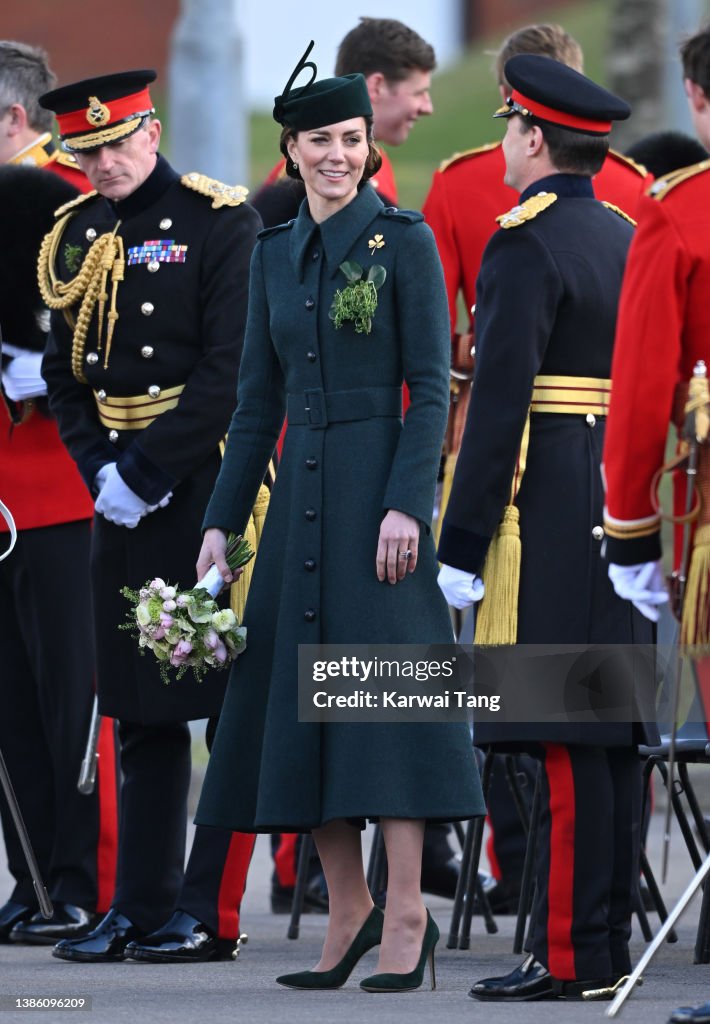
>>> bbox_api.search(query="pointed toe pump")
[276,906,383,990]
[360,910,439,993]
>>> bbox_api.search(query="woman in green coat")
[195,44,484,993]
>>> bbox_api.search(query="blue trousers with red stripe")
[113,718,254,938]
[528,743,641,982]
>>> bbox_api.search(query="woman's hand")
[376,510,420,584]
[196,528,232,585]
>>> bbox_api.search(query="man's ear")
[5,103,28,138]
[365,71,387,101]
[527,124,545,157]
[685,78,708,113]
[147,118,162,152]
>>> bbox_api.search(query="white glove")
[438,563,485,610]
[608,560,669,622]
[94,463,154,529]
[2,350,46,401]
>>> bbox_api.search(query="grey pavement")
[2,764,710,1024]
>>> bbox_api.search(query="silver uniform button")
[86,352,99,364]
[141,302,154,316]
[586,413,596,426]
[148,385,161,399]
[160,218,172,230]
[85,227,97,241]
[141,345,154,359]
[97,389,107,402]
[592,526,604,541]
[108,429,119,442]
[148,260,160,273]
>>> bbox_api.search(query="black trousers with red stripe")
[527,743,641,982]
[113,718,254,938]
[0,521,117,912]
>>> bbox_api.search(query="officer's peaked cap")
[495,54,630,135]
[39,70,157,152]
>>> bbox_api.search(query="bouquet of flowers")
[121,534,254,683]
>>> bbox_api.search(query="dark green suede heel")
[275,906,383,990]
[359,910,439,993]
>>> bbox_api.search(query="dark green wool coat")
[196,185,484,832]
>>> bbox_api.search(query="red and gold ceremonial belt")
[93,384,185,431]
[530,375,612,416]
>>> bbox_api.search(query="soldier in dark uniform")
[0,40,118,947]
[438,55,658,1000]
[39,70,262,963]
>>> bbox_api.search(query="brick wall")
[1,0,178,86]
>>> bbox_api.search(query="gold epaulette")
[181,172,249,208]
[649,159,710,201]
[602,201,637,227]
[607,148,648,178]
[54,150,82,170]
[497,191,557,229]
[53,190,98,217]
[438,142,499,173]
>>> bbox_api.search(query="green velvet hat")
[273,41,372,130]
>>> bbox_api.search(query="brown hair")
[279,117,383,184]
[515,115,608,176]
[680,25,710,95]
[495,24,583,90]
[335,18,435,83]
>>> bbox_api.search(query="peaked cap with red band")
[39,69,156,153]
[494,54,630,136]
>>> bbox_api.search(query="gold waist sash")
[94,384,185,430]
[530,374,612,416]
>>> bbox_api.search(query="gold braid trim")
[38,216,124,383]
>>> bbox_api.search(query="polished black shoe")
[125,910,237,963]
[10,903,98,945]
[0,901,33,943]
[469,954,556,1001]
[270,874,329,914]
[52,908,145,962]
[421,855,460,900]
[668,1003,710,1024]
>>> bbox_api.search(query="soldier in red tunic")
[0,40,118,945]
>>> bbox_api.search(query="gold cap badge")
[86,96,111,127]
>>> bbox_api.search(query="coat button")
[307,350,317,362]
[108,429,119,442]
[305,297,315,311]
[148,385,161,399]
[160,218,173,230]
[305,457,318,470]
[97,389,107,402]
[305,508,317,521]
[304,609,317,622]
[141,345,154,359]
[148,260,160,273]
[141,302,154,316]
[586,413,596,426]
[85,227,97,241]
[592,526,604,541]
[86,351,99,364]
[304,559,316,572]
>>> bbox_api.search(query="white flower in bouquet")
[120,533,254,683]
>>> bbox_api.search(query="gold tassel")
[229,484,271,620]
[474,504,521,646]
[435,452,458,545]
[681,523,710,646]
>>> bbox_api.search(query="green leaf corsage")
[328,260,387,335]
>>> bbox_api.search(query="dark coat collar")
[520,172,594,202]
[289,184,384,282]
[108,153,180,218]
